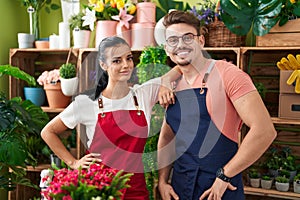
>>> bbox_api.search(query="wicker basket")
[205,20,246,47]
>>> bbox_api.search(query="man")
[157,10,277,200]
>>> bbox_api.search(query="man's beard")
[177,59,191,66]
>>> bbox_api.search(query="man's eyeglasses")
[166,33,199,47]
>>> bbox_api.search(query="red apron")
[88,92,149,200]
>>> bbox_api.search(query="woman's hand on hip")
[70,153,102,169]
[158,182,179,200]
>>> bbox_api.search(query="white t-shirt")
[59,78,161,148]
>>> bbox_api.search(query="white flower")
[82,8,96,31]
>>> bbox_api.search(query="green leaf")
[0,65,36,87]
[220,0,282,36]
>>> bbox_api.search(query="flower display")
[41,163,132,200]
[278,0,300,26]
[82,0,136,29]
[37,69,60,86]
[188,0,220,26]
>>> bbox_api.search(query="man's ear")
[100,61,108,71]
[199,35,205,47]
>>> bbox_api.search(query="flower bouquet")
[41,163,132,200]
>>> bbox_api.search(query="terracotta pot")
[131,22,156,50]
[44,82,71,108]
[136,2,156,23]
[95,20,118,48]
[35,40,49,49]
[116,22,131,47]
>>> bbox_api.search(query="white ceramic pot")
[275,182,289,192]
[18,33,35,48]
[294,181,300,193]
[250,178,260,188]
[60,77,78,96]
[261,179,273,189]
[73,29,91,48]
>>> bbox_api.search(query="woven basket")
[205,20,246,47]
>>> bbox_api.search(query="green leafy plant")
[69,12,91,31]
[262,175,272,181]
[0,65,36,87]
[0,64,49,191]
[59,63,77,79]
[278,0,300,26]
[294,173,300,183]
[137,45,170,200]
[249,168,260,179]
[275,175,289,183]
[220,0,282,36]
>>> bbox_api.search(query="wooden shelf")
[244,186,300,199]
[271,117,300,125]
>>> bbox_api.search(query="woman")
[41,36,179,199]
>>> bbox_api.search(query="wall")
[0,0,62,96]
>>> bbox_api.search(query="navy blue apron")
[166,60,244,200]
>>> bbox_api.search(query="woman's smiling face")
[102,44,134,83]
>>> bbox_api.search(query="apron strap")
[200,60,216,94]
[97,90,142,116]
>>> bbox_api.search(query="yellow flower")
[110,0,117,8]
[127,4,136,15]
[290,0,296,3]
[95,0,104,12]
[116,0,125,10]
[89,0,98,4]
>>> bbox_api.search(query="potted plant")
[294,173,300,193]
[275,175,289,192]
[17,0,60,40]
[59,63,78,96]
[248,168,261,188]
[37,69,71,108]
[0,64,49,198]
[261,175,273,190]
[0,65,46,106]
[83,0,136,48]
[69,10,92,48]
[137,45,170,200]
[281,147,298,183]
[220,0,300,46]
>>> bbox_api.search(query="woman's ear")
[100,61,108,71]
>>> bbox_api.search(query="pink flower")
[37,69,60,86]
[111,8,133,29]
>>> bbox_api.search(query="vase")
[261,179,273,189]
[294,181,300,193]
[136,2,156,23]
[131,22,156,50]
[30,8,40,40]
[72,29,91,48]
[24,87,46,106]
[60,77,79,96]
[61,0,80,22]
[44,82,71,108]
[275,182,289,192]
[17,33,35,48]
[95,20,118,48]
[116,22,131,47]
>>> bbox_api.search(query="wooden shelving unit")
[244,186,300,199]
[8,47,300,199]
